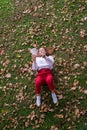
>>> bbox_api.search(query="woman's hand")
[42,53,46,58]
[32,55,37,63]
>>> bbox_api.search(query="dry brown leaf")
[67,126,72,130]
[39,119,44,124]
[27,115,31,119]
[73,64,80,69]
[40,114,45,119]
[58,94,63,99]
[75,108,80,118]
[41,103,47,110]
[1,109,8,115]
[3,59,10,67]
[86,81,87,85]
[73,80,79,87]
[83,61,87,66]
[59,71,63,74]
[43,107,48,112]
[50,125,56,129]
[23,9,31,14]
[54,114,64,119]
[55,128,58,130]
[5,73,11,78]
[0,48,5,55]
[35,120,39,125]
[0,69,3,75]
[48,108,54,112]
[29,104,35,110]
[30,111,36,120]
[33,125,40,129]
[84,44,87,52]
[80,29,86,37]
[70,87,77,91]
[25,121,29,127]
[83,90,87,94]
[50,125,58,130]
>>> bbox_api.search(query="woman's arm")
[32,55,38,70]
[45,56,54,65]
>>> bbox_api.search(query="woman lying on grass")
[32,47,58,107]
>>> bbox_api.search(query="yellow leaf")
[16,54,21,58]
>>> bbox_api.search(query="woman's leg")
[45,73,58,104]
[35,76,43,95]
[35,75,44,107]
[45,73,55,91]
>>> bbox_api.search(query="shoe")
[52,93,58,104]
[36,95,41,107]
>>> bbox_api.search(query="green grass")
[0,0,87,130]
[0,0,13,20]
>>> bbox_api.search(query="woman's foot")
[36,95,41,107]
[51,93,58,104]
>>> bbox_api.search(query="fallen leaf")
[3,59,10,67]
[54,114,64,119]
[1,109,8,114]
[80,29,86,37]
[58,94,63,99]
[83,61,87,66]
[0,48,5,55]
[40,114,45,119]
[84,44,87,52]
[86,81,87,85]
[25,122,29,127]
[29,104,35,110]
[39,119,44,124]
[50,125,58,130]
[71,87,77,91]
[83,90,87,94]
[73,64,80,69]
[75,108,80,118]
[5,73,11,78]
[33,125,40,129]
[16,54,21,58]
[73,80,79,87]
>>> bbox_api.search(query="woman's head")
[38,47,46,57]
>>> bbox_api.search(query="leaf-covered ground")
[0,0,87,130]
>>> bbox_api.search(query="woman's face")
[39,48,46,56]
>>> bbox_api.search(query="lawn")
[0,0,87,130]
